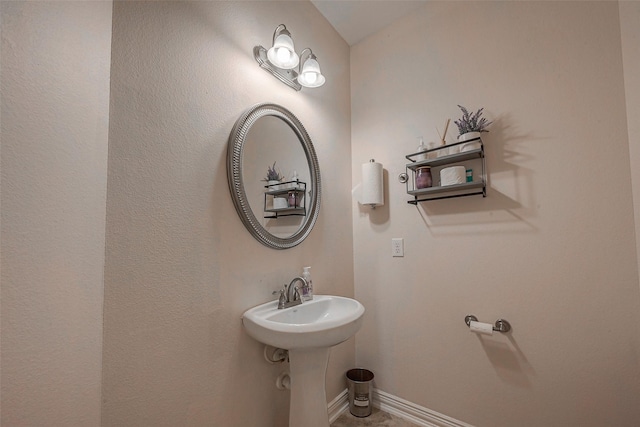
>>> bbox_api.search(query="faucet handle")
[277,286,287,309]
[272,284,287,295]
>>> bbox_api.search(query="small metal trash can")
[346,368,374,417]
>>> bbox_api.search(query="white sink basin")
[242,295,365,350]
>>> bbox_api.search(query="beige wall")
[351,1,640,426]
[1,1,113,425]
[102,1,351,426]
[621,1,640,286]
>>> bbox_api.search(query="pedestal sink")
[242,295,365,427]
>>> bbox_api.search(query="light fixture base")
[254,46,301,91]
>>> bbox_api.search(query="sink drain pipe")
[276,372,291,390]
[263,346,288,364]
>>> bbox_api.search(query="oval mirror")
[227,103,321,249]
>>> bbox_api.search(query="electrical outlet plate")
[392,238,404,257]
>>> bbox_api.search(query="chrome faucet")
[277,276,308,309]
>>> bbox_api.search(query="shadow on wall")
[476,333,536,389]
[415,114,545,235]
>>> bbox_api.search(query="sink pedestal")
[288,347,331,427]
[241,296,365,427]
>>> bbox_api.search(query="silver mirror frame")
[227,103,321,249]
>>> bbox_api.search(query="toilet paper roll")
[440,166,466,186]
[361,161,384,207]
[469,321,494,336]
[273,197,288,210]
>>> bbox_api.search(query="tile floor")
[331,407,421,427]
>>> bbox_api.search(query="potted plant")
[263,161,284,190]
[454,105,493,152]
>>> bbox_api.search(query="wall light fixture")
[254,24,325,91]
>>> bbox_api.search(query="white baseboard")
[327,388,349,424]
[374,389,474,427]
[328,388,474,427]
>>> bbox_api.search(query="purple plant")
[263,162,283,182]
[454,105,493,135]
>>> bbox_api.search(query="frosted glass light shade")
[298,57,325,88]
[267,33,299,69]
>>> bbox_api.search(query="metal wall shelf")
[406,147,483,169]
[264,206,306,216]
[405,138,486,204]
[264,180,307,218]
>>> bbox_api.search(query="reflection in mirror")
[227,103,321,249]
[242,116,310,238]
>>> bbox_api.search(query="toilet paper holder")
[464,315,511,333]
